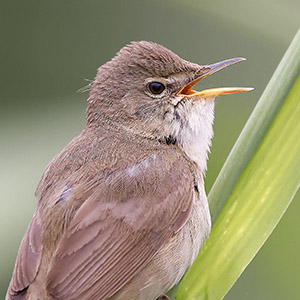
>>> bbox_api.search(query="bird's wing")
[6,213,43,300]
[46,153,194,300]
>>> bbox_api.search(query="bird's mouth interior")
[177,58,253,99]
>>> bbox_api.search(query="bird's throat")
[167,99,215,173]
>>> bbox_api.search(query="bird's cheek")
[163,103,179,122]
[119,93,138,116]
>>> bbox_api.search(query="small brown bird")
[6,41,251,300]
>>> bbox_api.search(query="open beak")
[178,57,253,99]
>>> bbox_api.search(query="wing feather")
[6,214,42,300]
[46,153,194,300]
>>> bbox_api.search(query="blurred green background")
[1,1,299,299]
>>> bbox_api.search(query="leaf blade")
[176,55,300,300]
[209,28,300,222]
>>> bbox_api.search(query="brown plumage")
[6,41,250,300]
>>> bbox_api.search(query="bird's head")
[87,41,252,171]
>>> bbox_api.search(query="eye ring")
[147,81,166,95]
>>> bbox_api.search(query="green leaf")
[175,28,300,300]
[209,27,300,223]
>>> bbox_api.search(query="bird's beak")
[178,57,253,99]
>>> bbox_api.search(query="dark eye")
[147,81,165,95]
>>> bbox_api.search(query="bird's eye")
[147,81,165,95]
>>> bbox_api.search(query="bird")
[6,41,252,300]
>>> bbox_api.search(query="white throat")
[165,98,215,173]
